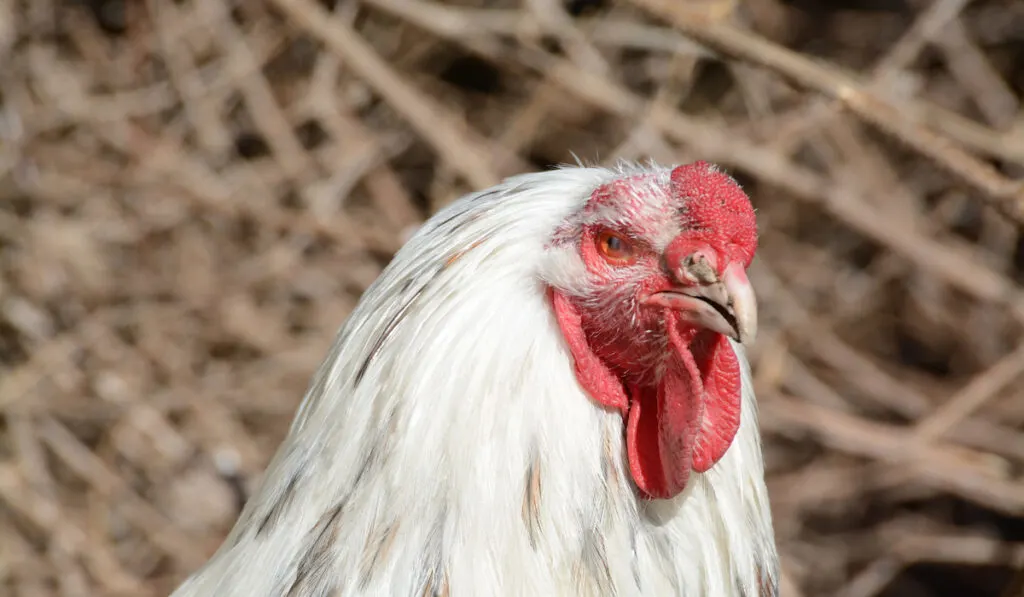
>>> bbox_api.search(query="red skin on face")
[552,162,756,500]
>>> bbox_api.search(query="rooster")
[171,161,779,596]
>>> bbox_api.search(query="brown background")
[1,0,1023,595]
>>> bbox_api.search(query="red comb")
[670,161,758,267]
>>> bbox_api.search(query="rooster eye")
[595,229,636,265]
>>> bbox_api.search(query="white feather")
[171,163,778,597]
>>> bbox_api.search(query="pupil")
[606,236,622,252]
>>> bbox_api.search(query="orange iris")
[595,229,636,265]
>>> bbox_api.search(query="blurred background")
[0,0,1022,595]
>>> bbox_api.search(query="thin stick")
[762,394,1023,515]
[268,0,518,190]
[36,418,205,569]
[911,342,1024,442]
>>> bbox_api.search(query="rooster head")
[546,161,758,500]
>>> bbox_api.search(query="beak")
[643,261,758,345]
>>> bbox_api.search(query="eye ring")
[595,229,637,265]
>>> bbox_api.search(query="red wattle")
[625,361,702,499]
[689,332,742,472]
[626,384,672,498]
[627,312,743,499]
[553,292,743,500]
[667,315,743,475]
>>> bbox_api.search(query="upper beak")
[643,261,758,345]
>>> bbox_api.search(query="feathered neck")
[173,164,779,597]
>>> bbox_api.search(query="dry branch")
[1,1,1022,595]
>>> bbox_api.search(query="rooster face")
[546,161,759,500]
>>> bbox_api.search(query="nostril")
[664,239,720,285]
[679,251,719,285]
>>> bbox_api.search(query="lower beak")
[643,262,758,345]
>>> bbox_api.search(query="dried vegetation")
[0,0,1023,595]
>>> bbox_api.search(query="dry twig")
[1,1,1022,595]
